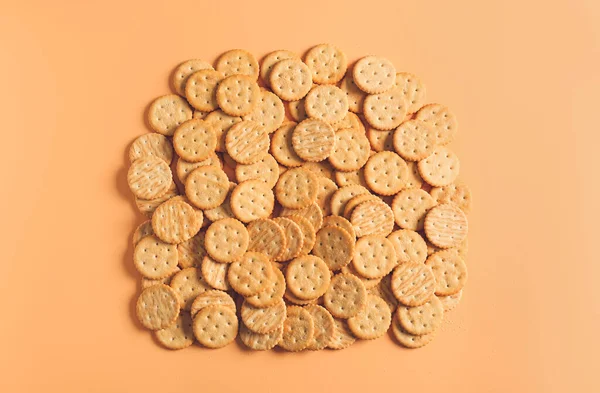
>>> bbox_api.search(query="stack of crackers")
[128,44,471,351]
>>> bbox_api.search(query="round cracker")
[169,267,211,310]
[241,298,286,334]
[260,49,299,86]
[429,182,472,214]
[279,306,315,351]
[271,122,304,168]
[239,323,283,350]
[201,255,231,291]
[292,118,335,162]
[423,203,468,248]
[324,273,367,319]
[225,120,269,165]
[204,110,242,152]
[350,199,395,237]
[235,153,280,188]
[393,119,437,161]
[352,235,397,279]
[415,103,457,145]
[305,305,335,350]
[190,289,236,316]
[364,151,408,195]
[136,284,180,330]
[193,304,238,348]
[329,128,370,172]
[205,218,249,263]
[305,85,348,124]
[353,56,396,94]
[216,74,260,116]
[348,295,391,339]
[425,249,468,295]
[247,219,286,261]
[147,94,193,136]
[322,215,356,239]
[152,198,202,244]
[171,59,214,95]
[304,44,347,84]
[328,318,356,349]
[418,146,460,187]
[230,180,274,223]
[330,185,370,216]
[134,235,179,279]
[246,264,286,308]
[395,72,427,114]
[387,229,428,264]
[185,165,230,209]
[155,311,195,350]
[391,188,437,231]
[391,262,436,306]
[175,153,221,184]
[397,295,444,336]
[185,69,224,112]
[173,119,217,163]
[275,168,318,209]
[391,313,435,348]
[227,251,273,296]
[280,202,323,231]
[312,225,355,271]
[243,90,285,134]
[215,49,259,80]
[129,133,174,164]
[270,58,313,101]
[286,255,330,300]
[128,157,173,200]
[177,232,206,268]
[272,217,304,262]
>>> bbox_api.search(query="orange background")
[1,0,598,392]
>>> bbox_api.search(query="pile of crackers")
[128,44,471,351]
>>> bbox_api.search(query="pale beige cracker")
[216,74,260,116]
[275,168,318,209]
[215,49,259,80]
[246,265,286,308]
[343,194,378,219]
[339,71,367,113]
[270,58,313,101]
[335,169,368,188]
[292,118,335,162]
[393,119,437,161]
[330,184,370,216]
[176,152,221,184]
[220,152,238,174]
[193,304,238,348]
[190,289,236,316]
[324,273,367,319]
[301,161,335,180]
[236,153,280,188]
[172,59,213,96]
[148,94,193,136]
[279,306,315,351]
[391,262,436,306]
[328,318,356,349]
[415,103,457,145]
[272,217,304,262]
[243,90,285,134]
[185,69,224,112]
[329,128,370,172]
[280,202,323,231]
[312,225,354,271]
[366,126,395,152]
[288,99,308,122]
[129,133,174,164]
[201,255,231,291]
[287,216,316,255]
[230,179,274,222]
[430,182,472,214]
[133,220,154,246]
[260,49,299,86]
[391,314,435,348]
[364,151,408,196]
[424,203,468,248]
[322,215,356,239]
[350,200,395,237]
[395,72,426,114]
[247,219,286,261]
[169,267,211,310]
[204,110,242,152]
[185,165,230,209]
[134,235,179,279]
[373,274,399,311]
[177,232,206,268]
[439,289,463,312]
[332,112,364,132]
[352,235,397,280]
[136,284,180,330]
[227,251,273,296]
[241,298,286,334]
[168,195,205,224]
[141,268,178,289]
[304,44,347,84]
[240,323,283,351]
[155,311,195,350]
[405,161,424,189]
[348,295,391,340]
[225,120,269,164]
[387,229,427,264]
[204,181,236,222]
[205,218,249,263]
[397,295,444,335]
[128,157,173,200]
[305,305,335,350]
[304,85,348,124]
[418,146,460,187]
[152,198,202,244]
[353,56,396,94]
[271,122,304,167]
[135,182,179,218]
[315,177,338,216]
[172,119,217,163]
[392,188,437,230]
[286,255,330,300]
[425,249,468,296]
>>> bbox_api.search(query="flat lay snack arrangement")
[127,44,471,351]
